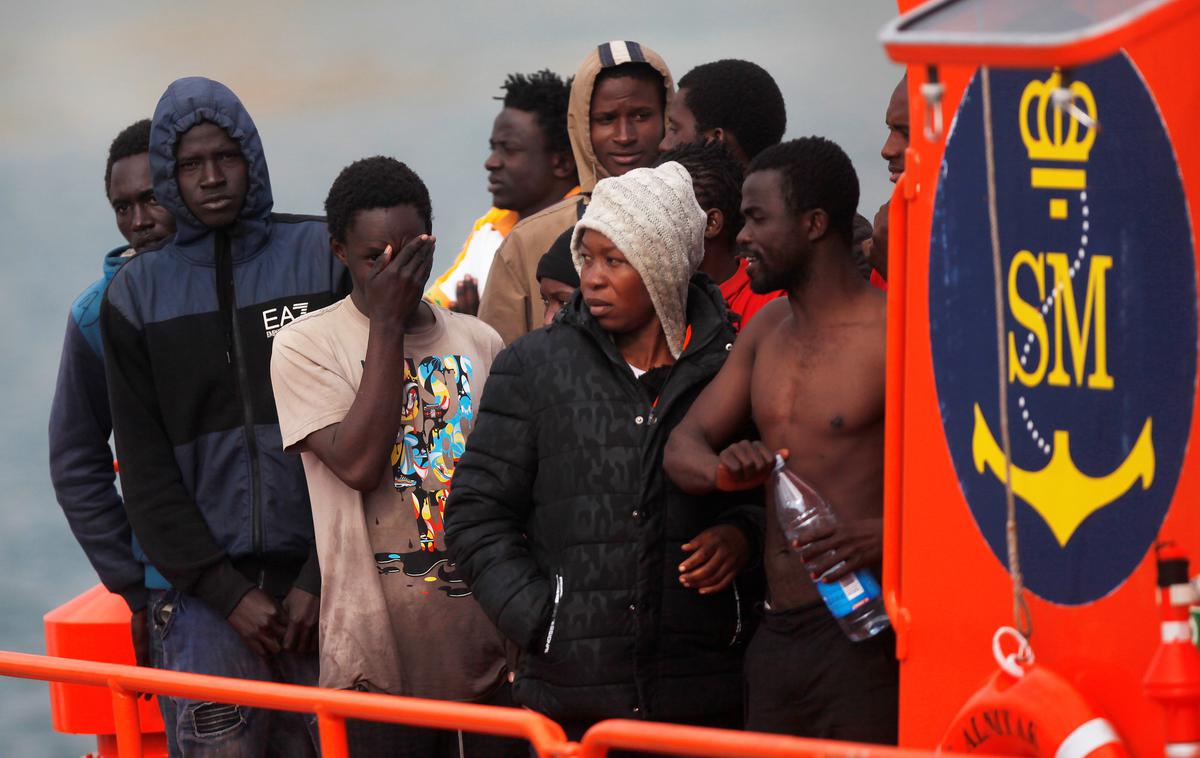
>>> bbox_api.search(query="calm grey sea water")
[0,2,900,753]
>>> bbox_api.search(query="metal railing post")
[317,708,349,758]
[108,680,143,758]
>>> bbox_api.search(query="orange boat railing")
[0,650,957,757]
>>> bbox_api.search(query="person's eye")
[541,297,550,307]
[178,160,198,171]
[114,204,130,215]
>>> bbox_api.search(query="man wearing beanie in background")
[446,162,764,740]
[478,40,674,344]
[534,228,579,326]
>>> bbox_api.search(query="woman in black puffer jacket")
[445,162,764,738]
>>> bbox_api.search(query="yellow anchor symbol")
[971,404,1155,546]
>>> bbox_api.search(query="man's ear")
[705,128,748,165]
[331,237,349,267]
[805,209,830,242]
[552,151,577,180]
[704,207,724,240]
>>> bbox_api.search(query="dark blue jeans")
[147,602,179,756]
[149,589,319,757]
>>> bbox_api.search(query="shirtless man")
[664,136,896,744]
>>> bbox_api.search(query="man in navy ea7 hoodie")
[101,77,348,756]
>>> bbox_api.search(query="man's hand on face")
[227,588,287,657]
[452,275,480,316]
[793,517,884,583]
[714,441,788,492]
[281,587,320,654]
[679,524,749,594]
[365,234,437,327]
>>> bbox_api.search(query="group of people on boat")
[48,39,909,757]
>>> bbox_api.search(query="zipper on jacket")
[543,573,564,654]
[728,580,743,646]
[216,234,265,561]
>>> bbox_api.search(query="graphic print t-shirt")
[271,297,508,698]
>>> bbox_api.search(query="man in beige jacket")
[477,40,674,344]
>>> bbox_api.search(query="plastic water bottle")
[771,455,890,641]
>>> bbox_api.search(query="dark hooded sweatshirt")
[100,77,349,617]
[50,246,149,611]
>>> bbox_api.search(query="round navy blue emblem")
[929,53,1197,605]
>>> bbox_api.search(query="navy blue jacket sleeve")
[100,296,255,617]
[48,314,148,611]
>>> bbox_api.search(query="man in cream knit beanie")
[569,161,706,358]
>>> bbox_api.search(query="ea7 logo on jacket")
[262,303,309,338]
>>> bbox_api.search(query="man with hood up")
[477,40,673,344]
[101,77,348,756]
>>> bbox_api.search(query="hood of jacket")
[149,77,274,249]
[567,41,674,193]
[102,245,133,282]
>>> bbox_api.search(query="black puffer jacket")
[445,275,763,726]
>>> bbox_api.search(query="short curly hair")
[105,119,152,197]
[678,60,786,161]
[324,156,432,244]
[748,137,859,241]
[657,142,744,240]
[499,70,573,157]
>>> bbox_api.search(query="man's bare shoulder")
[738,296,793,348]
[858,283,887,323]
[851,285,888,349]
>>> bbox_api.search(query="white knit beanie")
[570,161,706,358]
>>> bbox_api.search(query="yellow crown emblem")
[1019,71,1097,162]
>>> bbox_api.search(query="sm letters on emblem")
[1007,251,1113,391]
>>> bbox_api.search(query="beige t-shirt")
[271,296,508,699]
